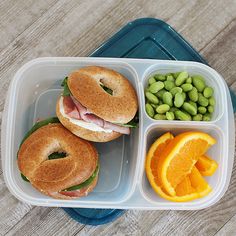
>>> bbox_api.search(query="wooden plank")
[201,19,236,86]
[0,0,58,52]
[169,0,236,51]
[5,207,84,236]
[0,174,33,235]
[215,214,236,236]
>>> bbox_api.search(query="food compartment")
[140,123,227,208]
[4,58,141,206]
[141,61,226,122]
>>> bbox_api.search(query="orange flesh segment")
[175,176,196,196]
[189,166,212,196]
[195,155,218,176]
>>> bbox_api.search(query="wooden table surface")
[1,0,236,235]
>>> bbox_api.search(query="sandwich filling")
[59,96,113,133]
[61,77,138,134]
[18,117,99,194]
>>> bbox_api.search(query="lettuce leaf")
[61,77,71,96]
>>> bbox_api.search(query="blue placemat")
[63,18,235,226]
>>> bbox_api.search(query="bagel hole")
[100,82,113,95]
[48,152,67,160]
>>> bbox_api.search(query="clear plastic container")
[1,57,235,209]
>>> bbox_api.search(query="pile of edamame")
[145,71,215,121]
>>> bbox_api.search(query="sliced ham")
[63,95,130,134]
[63,96,80,119]
[60,188,89,197]
[104,121,130,135]
[71,96,105,127]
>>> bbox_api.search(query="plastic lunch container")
[2,57,235,210]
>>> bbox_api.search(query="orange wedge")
[145,132,207,202]
[195,155,218,176]
[145,132,174,195]
[157,132,216,196]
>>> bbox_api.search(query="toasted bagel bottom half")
[34,174,98,200]
[17,119,99,199]
[56,97,122,142]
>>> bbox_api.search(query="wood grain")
[215,214,236,236]
[0,0,236,235]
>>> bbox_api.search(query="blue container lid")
[64,208,125,226]
[63,17,235,226]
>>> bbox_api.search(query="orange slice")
[157,132,216,196]
[195,155,218,176]
[146,132,203,202]
[145,132,174,194]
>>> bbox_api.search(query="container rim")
[1,57,234,209]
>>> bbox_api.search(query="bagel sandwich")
[17,117,99,200]
[56,66,139,142]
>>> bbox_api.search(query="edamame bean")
[192,75,205,82]
[209,97,215,106]
[163,92,173,106]
[156,104,170,114]
[154,74,166,81]
[182,102,197,115]
[167,75,175,82]
[174,92,184,108]
[156,89,167,98]
[193,76,206,92]
[182,92,186,101]
[188,87,198,102]
[175,71,188,86]
[145,92,159,104]
[181,83,193,92]
[150,103,157,109]
[186,77,192,84]
[189,101,197,109]
[198,93,209,107]
[175,110,192,121]
[203,87,214,98]
[208,105,214,113]
[149,81,165,93]
[173,72,181,79]
[148,77,156,85]
[154,114,167,120]
[193,114,203,121]
[145,104,154,117]
[198,106,207,114]
[170,87,183,96]
[164,81,175,91]
[203,113,211,121]
[166,111,175,120]
[170,107,179,112]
